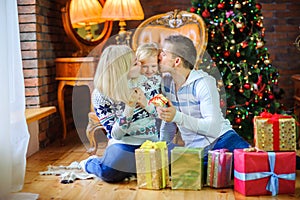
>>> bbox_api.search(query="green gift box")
[171,147,204,190]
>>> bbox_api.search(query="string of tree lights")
[189,0,284,141]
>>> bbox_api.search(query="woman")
[80,45,159,183]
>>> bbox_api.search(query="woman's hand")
[135,88,148,108]
[128,89,139,107]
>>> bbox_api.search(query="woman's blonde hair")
[94,45,134,104]
[136,42,159,63]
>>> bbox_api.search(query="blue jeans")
[203,129,250,181]
[85,143,140,183]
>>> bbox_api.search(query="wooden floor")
[21,131,300,200]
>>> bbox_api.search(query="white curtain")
[0,0,31,198]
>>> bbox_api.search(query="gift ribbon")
[234,152,296,196]
[209,149,229,187]
[259,111,292,151]
[140,140,167,188]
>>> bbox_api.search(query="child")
[130,42,162,132]
[130,42,161,100]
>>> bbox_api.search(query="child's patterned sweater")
[92,75,161,145]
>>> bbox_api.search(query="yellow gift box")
[135,140,169,189]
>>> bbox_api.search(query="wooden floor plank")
[21,131,300,200]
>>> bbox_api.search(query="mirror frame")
[61,0,113,56]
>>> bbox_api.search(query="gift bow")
[140,140,168,188]
[259,111,292,123]
[234,152,295,196]
[258,111,292,151]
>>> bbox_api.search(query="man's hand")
[156,101,176,122]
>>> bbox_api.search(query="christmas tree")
[189,0,283,141]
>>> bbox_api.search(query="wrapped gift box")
[234,149,296,196]
[171,147,203,190]
[254,111,296,151]
[207,149,232,188]
[135,140,169,189]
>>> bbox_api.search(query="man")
[157,35,250,162]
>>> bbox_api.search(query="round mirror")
[61,0,113,56]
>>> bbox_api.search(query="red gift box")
[234,149,296,196]
[207,149,232,188]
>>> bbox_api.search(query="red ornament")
[262,28,266,37]
[217,3,225,9]
[190,7,196,13]
[243,83,251,89]
[241,41,248,48]
[220,99,226,108]
[236,51,241,57]
[268,94,274,100]
[239,88,244,93]
[245,101,249,106]
[255,3,262,10]
[223,50,230,57]
[202,9,210,18]
[235,117,242,124]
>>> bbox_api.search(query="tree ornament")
[255,3,262,10]
[256,19,263,28]
[236,50,241,57]
[241,41,248,48]
[220,99,226,108]
[256,39,264,48]
[226,10,234,18]
[244,82,251,89]
[217,3,225,9]
[262,28,265,37]
[190,7,196,13]
[224,50,230,57]
[211,29,215,38]
[202,9,211,18]
[236,22,244,29]
[218,80,224,88]
[235,117,242,124]
[264,59,271,65]
[239,88,244,93]
[268,94,274,100]
[234,1,242,9]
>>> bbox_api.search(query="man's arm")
[158,76,225,138]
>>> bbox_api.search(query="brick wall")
[257,0,300,110]
[18,0,300,146]
[18,0,75,146]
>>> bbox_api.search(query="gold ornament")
[235,1,242,9]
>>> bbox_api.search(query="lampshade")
[70,0,106,27]
[101,0,144,21]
